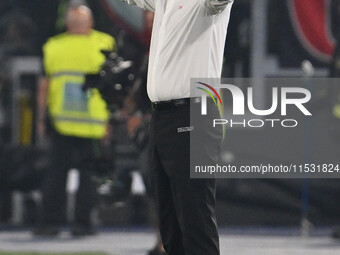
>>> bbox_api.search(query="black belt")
[151,97,201,111]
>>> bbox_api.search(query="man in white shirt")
[120,1,233,254]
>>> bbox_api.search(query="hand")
[120,96,136,118]
[127,115,142,137]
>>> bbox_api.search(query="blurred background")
[1,0,340,254]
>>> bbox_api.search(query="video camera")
[83,50,134,112]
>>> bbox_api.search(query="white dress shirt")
[122,0,233,102]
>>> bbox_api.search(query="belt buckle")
[151,102,156,111]
[152,102,160,111]
[192,97,201,104]
[152,101,173,111]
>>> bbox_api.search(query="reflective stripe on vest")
[54,116,107,125]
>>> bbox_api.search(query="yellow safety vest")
[43,30,116,139]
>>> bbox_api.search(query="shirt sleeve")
[206,0,234,14]
[121,0,155,12]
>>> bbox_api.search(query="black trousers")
[149,101,222,255]
[41,129,98,227]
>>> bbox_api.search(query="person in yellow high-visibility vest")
[34,2,116,237]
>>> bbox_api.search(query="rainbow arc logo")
[196,82,223,115]
[196,82,223,106]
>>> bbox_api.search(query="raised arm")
[206,0,234,14]
[121,0,155,12]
